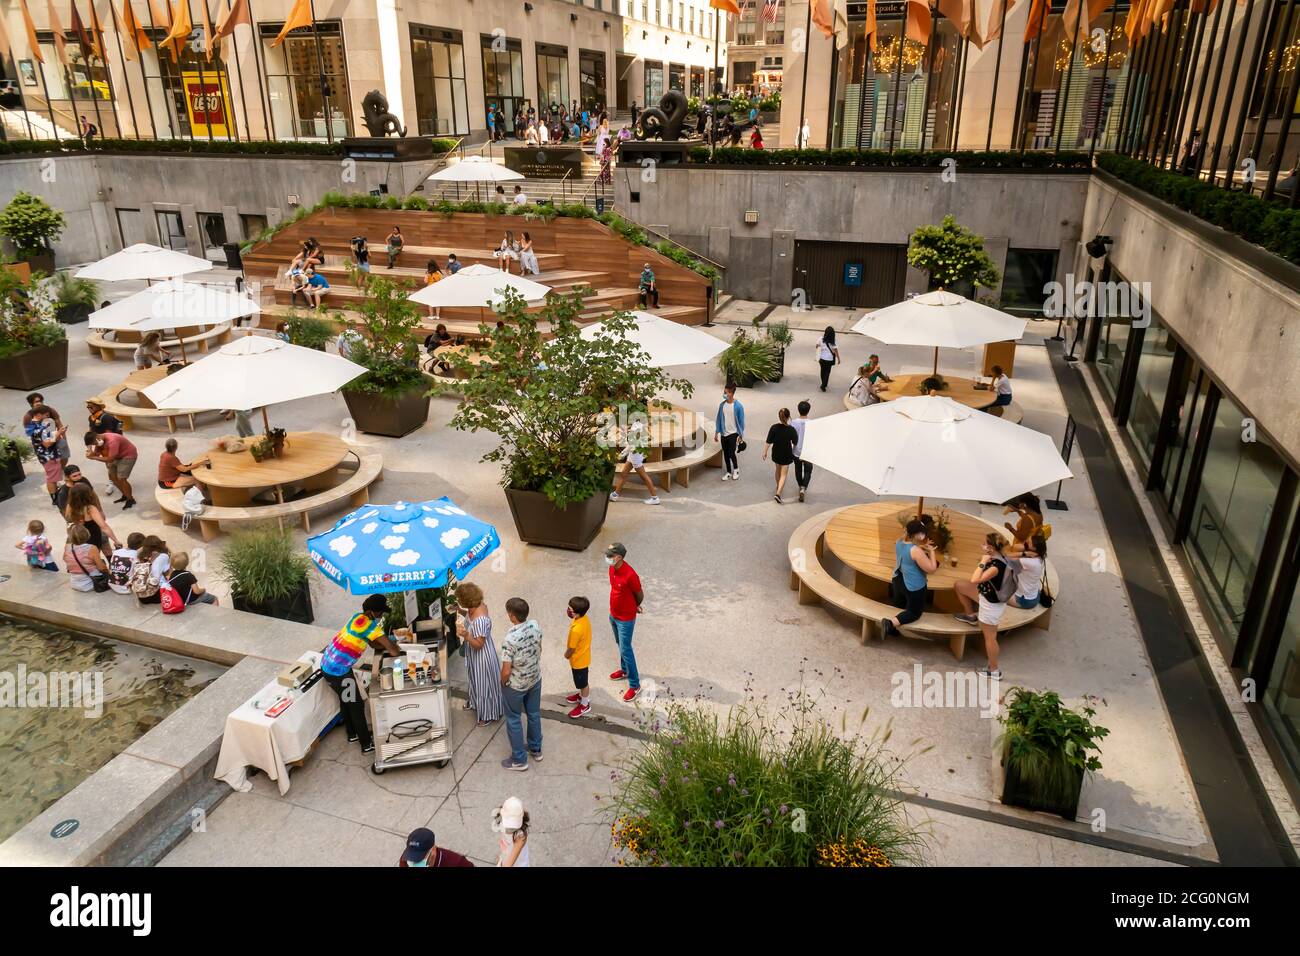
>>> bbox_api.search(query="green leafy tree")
[436,292,692,509]
[0,266,65,358]
[0,191,66,258]
[906,214,1000,291]
[340,270,425,397]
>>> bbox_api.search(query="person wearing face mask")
[883,518,941,638]
[605,543,643,703]
[398,828,473,867]
[714,384,745,481]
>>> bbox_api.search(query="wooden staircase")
[242,206,712,335]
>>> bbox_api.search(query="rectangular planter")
[0,466,12,503]
[505,487,609,551]
[231,581,315,625]
[342,388,431,438]
[4,449,25,484]
[0,340,69,390]
[999,748,1084,821]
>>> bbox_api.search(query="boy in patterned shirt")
[499,597,543,771]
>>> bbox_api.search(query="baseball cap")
[604,542,627,558]
[402,827,435,863]
[496,797,525,831]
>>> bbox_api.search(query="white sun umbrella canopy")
[76,242,213,282]
[800,395,1071,511]
[408,263,550,309]
[578,310,726,367]
[427,155,525,183]
[142,336,365,424]
[89,278,260,332]
[851,289,1027,375]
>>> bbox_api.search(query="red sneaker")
[622,687,639,703]
[568,702,591,718]
[609,669,627,681]
[564,692,582,704]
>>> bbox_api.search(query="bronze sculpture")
[634,90,689,142]
[361,90,407,138]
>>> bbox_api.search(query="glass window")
[1000,249,1058,314]
[1185,394,1288,643]
[669,64,686,93]
[1125,318,1177,471]
[1249,3,1300,120]
[482,37,524,135]
[1264,575,1300,777]
[537,49,570,113]
[137,32,236,139]
[1095,309,1133,401]
[1157,357,1210,520]
[261,22,351,139]
[645,61,664,105]
[411,28,469,136]
[580,50,608,110]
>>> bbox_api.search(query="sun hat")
[495,796,525,831]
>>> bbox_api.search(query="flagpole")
[984,0,1009,150]
[919,5,936,148]
[887,17,904,152]
[77,8,109,142]
[857,35,870,148]
[129,1,162,139]
[94,4,124,138]
[1053,3,1086,156]
[951,34,967,145]
[796,0,811,148]
[143,0,179,138]
[307,0,332,144]
[222,0,252,141]
[4,21,38,137]
[1089,3,1118,158]
[1019,0,1048,153]
[711,8,720,156]
[106,0,142,137]
[36,50,64,140]
[242,0,272,138]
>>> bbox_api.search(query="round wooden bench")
[613,425,724,494]
[90,367,219,433]
[788,507,1055,660]
[86,322,234,361]
[156,451,384,541]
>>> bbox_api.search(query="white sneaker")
[721,472,731,481]
[104,484,116,496]
[731,470,740,479]
[645,496,661,505]
[609,491,620,500]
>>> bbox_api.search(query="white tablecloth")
[214,652,340,795]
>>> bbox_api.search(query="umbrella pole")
[916,496,925,520]
[261,406,271,435]
[932,346,938,377]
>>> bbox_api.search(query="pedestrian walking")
[714,384,745,480]
[790,400,813,502]
[816,326,841,392]
[762,407,799,504]
[605,543,643,703]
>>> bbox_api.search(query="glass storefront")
[669,63,686,93]
[645,61,665,105]
[411,26,469,136]
[1095,309,1132,401]
[1000,249,1058,314]
[536,45,569,113]
[1016,3,1131,151]
[482,36,524,134]
[579,49,607,109]
[1125,318,1176,470]
[260,21,351,140]
[1264,580,1300,775]
[829,10,963,149]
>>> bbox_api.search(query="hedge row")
[688,147,1094,169]
[1096,153,1300,267]
[0,137,457,158]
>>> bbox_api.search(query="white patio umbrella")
[427,155,524,200]
[142,335,365,432]
[409,263,550,326]
[851,289,1027,375]
[578,310,726,367]
[800,395,1071,517]
[89,278,260,362]
[76,242,213,283]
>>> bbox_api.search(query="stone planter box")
[231,580,315,625]
[342,387,431,438]
[0,340,69,390]
[505,486,609,551]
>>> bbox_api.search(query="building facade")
[0,0,726,142]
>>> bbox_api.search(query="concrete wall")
[1074,173,1300,466]
[620,165,1089,302]
[0,153,433,265]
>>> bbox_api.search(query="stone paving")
[1,278,1260,865]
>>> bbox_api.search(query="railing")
[636,220,726,287]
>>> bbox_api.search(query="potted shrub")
[219,524,315,624]
[0,191,65,273]
[997,688,1108,820]
[49,270,100,324]
[907,215,1000,294]
[0,428,34,484]
[0,267,69,389]
[754,318,793,383]
[340,272,430,437]
[437,293,689,551]
[284,310,336,351]
[717,329,779,388]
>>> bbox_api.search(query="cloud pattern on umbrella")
[308,497,499,594]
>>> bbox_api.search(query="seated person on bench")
[638,264,658,309]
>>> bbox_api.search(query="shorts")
[107,457,137,481]
[1011,594,1040,609]
[41,458,63,483]
[978,595,1006,626]
[357,261,370,272]
[625,452,646,469]
[993,393,1013,407]
[571,667,589,689]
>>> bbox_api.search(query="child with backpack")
[108,532,145,594]
[952,532,1017,680]
[130,536,170,604]
[16,519,57,571]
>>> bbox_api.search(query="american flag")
[761,0,780,23]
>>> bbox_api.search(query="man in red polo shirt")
[398,827,474,867]
[605,542,643,702]
[84,430,139,509]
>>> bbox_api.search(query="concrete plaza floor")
[0,277,1248,865]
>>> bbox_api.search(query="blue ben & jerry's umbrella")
[307,498,500,595]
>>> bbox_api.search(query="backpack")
[181,486,205,531]
[991,557,1020,604]
[130,560,160,600]
[108,551,135,591]
[158,578,185,614]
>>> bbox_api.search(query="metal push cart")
[367,618,452,775]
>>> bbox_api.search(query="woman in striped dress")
[453,582,503,726]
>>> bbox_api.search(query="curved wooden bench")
[86,322,234,361]
[635,426,723,492]
[156,452,384,541]
[788,508,1055,660]
[90,383,216,434]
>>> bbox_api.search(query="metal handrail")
[635,220,727,277]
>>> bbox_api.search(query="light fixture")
[571,11,578,20]
[1085,235,1113,259]
[524,1,533,11]
[603,19,610,28]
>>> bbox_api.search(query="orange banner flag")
[272,0,313,46]
[198,0,215,60]
[150,0,181,61]
[19,0,44,63]
[905,0,931,43]
[88,0,110,59]
[162,0,193,48]
[864,0,877,52]
[70,0,101,61]
[1024,0,1047,42]
[46,0,69,65]
[116,1,152,59]
[215,0,251,39]
[708,0,741,12]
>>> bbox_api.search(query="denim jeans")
[609,614,640,689]
[502,681,542,763]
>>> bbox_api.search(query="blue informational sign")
[844,262,864,287]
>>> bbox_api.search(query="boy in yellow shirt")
[563,596,593,718]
